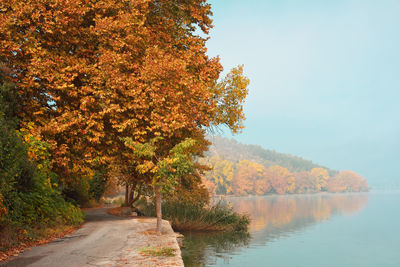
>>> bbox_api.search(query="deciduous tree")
[268,165,295,194]
[0,0,249,209]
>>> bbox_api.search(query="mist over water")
[206,0,400,188]
[182,191,400,266]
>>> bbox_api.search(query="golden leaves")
[1,0,250,196]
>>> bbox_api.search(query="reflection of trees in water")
[228,193,369,243]
[182,193,369,267]
[182,231,250,267]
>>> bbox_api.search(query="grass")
[139,247,176,257]
[141,200,250,232]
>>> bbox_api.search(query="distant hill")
[200,136,368,196]
[206,136,336,175]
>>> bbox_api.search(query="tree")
[0,75,83,230]
[327,170,368,193]
[310,168,330,191]
[202,176,217,196]
[124,137,198,234]
[231,160,257,196]
[199,156,235,195]
[267,166,295,194]
[0,0,249,207]
[294,172,315,193]
[231,160,271,195]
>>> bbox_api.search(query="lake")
[181,191,400,267]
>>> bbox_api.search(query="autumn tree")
[0,0,249,208]
[231,160,257,196]
[202,176,217,196]
[200,157,368,196]
[310,168,330,191]
[293,172,315,193]
[268,165,295,194]
[327,170,368,193]
[231,160,271,195]
[123,137,203,233]
[199,156,235,194]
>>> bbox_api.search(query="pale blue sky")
[207,0,400,187]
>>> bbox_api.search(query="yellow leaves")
[58,83,69,89]
[1,0,248,198]
[72,164,94,179]
[212,65,250,133]
[137,161,156,175]
[61,66,73,72]
[310,168,330,191]
[268,165,291,178]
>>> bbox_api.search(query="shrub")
[0,82,83,251]
[141,200,250,232]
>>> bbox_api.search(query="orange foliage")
[294,172,315,193]
[327,170,369,193]
[310,168,330,191]
[202,177,217,196]
[267,165,294,194]
[231,160,271,195]
[202,158,368,196]
[0,0,249,194]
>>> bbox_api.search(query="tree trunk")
[130,193,140,207]
[155,186,162,235]
[128,186,134,207]
[124,184,129,207]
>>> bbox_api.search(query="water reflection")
[231,193,369,231]
[182,231,251,267]
[182,193,369,267]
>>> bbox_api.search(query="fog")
[207,0,400,187]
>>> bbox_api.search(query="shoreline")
[212,190,371,199]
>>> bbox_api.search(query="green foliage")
[0,79,83,232]
[62,177,91,206]
[62,167,109,205]
[89,169,108,202]
[0,129,84,227]
[156,138,197,193]
[124,137,198,194]
[0,75,19,127]
[141,200,250,232]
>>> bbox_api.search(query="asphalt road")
[2,208,137,267]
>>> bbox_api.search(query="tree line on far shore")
[200,157,369,196]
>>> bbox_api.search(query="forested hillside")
[206,136,334,173]
[200,136,369,195]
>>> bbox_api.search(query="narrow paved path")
[2,208,183,267]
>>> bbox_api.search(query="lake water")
[181,191,400,267]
